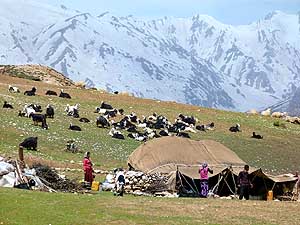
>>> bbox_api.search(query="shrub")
[273,121,286,128]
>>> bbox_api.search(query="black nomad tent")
[128,137,297,199]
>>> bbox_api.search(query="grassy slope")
[1,74,299,174]
[0,188,299,225]
[1,75,300,225]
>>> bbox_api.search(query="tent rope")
[230,167,238,194]
[211,173,224,194]
[179,171,198,195]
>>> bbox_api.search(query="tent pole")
[180,172,198,195]
[212,173,224,195]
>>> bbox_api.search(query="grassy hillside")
[1,188,299,225]
[0,74,300,175]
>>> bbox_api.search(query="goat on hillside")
[24,87,36,96]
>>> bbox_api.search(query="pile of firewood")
[32,163,82,192]
[124,171,168,194]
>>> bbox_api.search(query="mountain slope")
[0,1,299,111]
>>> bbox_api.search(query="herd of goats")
[2,84,270,151]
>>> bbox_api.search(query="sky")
[42,0,300,25]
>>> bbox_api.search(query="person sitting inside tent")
[238,165,253,200]
[83,152,94,185]
[199,162,213,197]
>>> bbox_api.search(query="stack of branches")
[144,177,168,194]
[32,163,82,192]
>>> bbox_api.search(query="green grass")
[0,76,300,174]
[0,188,299,225]
[1,75,300,225]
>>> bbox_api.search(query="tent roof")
[128,137,246,178]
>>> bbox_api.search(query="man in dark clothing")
[238,165,253,200]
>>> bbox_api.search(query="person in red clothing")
[83,151,93,185]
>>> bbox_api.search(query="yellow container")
[267,190,273,201]
[91,181,100,191]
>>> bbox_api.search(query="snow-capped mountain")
[1,0,300,112]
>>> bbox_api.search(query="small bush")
[273,121,286,128]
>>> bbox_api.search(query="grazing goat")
[109,128,125,140]
[261,108,271,116]
[69,123,81,131]
[196,122,215,132]
[128,113,138,123]
[229,124,241,132]
[159,130,169,136]
[28,104,42,112]
[128,133,147,142]
[271,112,286,118]
[176,130,191,138]
[96,115,110,128]
[24,87,36,96]
[59,89,71,99]
[30,114,48,129]
[8,85,20,93]
[46,105,54,118]
[45,90,57,96]
[252,132,263,139]
[3,101,13,109]
[79,118,90,123]
[100,101,113,110]
[247,109,259,115]
[65,104,80,117]
[22,104,36,117]
[104,109,118,118]
[19,137,38,151]
[18,110,26,117]
[178,114,197,126]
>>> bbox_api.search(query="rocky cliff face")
[1,0,299,111]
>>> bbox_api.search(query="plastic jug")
[267,190,273,201]
[91,181,100,191]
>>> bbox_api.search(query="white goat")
[8,85,20,93]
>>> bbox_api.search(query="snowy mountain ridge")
[0,0,300,112]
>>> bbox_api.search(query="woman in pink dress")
[83,152,94,185]
[199,162,213,197]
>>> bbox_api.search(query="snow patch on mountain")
[0,1,300,112]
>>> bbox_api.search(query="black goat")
[69,124,81,131]
[45,90,57,96]
[159,130,169,136]
[176,131,191,138]
[229,124,241,132]
[24,87,36,96]
[18,110,26,117]
[109,128,125,140]
[31,114,48,129]
[100,101,113,109]
[59,89,71,99]
[46,105,54,118]
[19,137,38,151]
[3,101,13,109]
[96,115,110,128]
[104,109,118,117]
[79,117,90,123]
[252,132,263,139]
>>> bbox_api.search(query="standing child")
[199,162,213,197]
